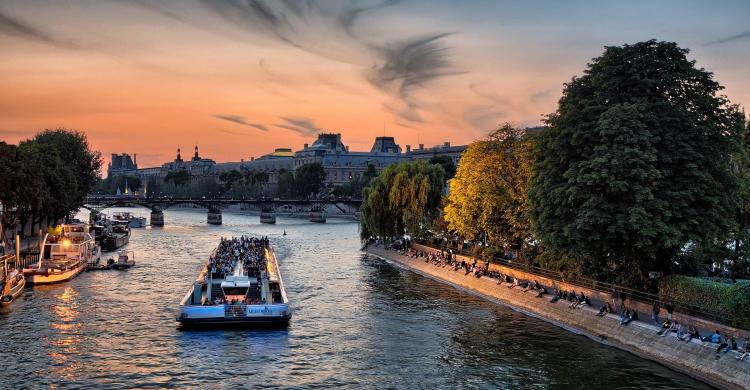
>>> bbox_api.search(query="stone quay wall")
[366,245,750,390]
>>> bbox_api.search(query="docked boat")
[112,211,147,228]
[1,263,25,305]
[178,236,291,327]
[102,223,130,251]
[23,223,101,284]
[260,208,276,224]
[112,250,135,270]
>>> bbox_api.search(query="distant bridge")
[84,195,362,225]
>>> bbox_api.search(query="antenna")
[383,120,385,137]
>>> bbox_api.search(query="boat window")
[223,287,248,296]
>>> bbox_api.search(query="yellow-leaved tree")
[444,124,537,259]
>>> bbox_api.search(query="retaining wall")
[367,245,750,390]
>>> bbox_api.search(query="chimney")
[304,143,309,149]
[251,157,255,161]
[419,143,424,150]
[133,153,137,166]
[346,145,349,152]
[406,144,411,153]
[443,141,450,148]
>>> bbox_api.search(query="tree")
[164,169,190,186]
[360,160,445,240]
[528,40,745,286]
[429,155,456,181]
[294,163,326,197]
[276,169,295,198]
[32,129,102,214]
[219,169,244,190]
[444,124,536,257]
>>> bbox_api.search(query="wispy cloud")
[192,1,459,122]
[530,89,553,104]
[0,129,34,138]
[705,30,750,46]
[368,33,462,122]
[213,115,268,131]
[0,11,80,49]
[463,105,505,131]
[274,116,321,135]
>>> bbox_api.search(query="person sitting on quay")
[620,308,638,325]
[736,338,750,361]
[550,289,564,303]
[535,286,549,298]
[679,325,700,342]
[660,320,679,337]
[596,302,613,317]
[710,330,722,344]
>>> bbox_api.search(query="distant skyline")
[1,0,748,167]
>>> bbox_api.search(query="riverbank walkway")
[366,243,750,390]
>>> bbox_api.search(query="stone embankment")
[365,245,750,390]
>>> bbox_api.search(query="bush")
[659,276,750,329]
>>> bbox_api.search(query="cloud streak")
[368,33,462,122]
[213,115,268,131]
[0,11,80,49]
[274,116,321,136]
[705,30,750,46]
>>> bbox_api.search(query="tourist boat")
[112,211,147,228]
[1,256,25,305]
[260,208,276,224]
[112,250,135,270]
[177,238,291,327]
[23,223,101,284]
[102,223,130,251]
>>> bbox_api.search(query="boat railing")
[224,303,247,318]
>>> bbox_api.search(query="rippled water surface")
[0,208,710,389]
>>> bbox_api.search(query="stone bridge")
[83,196,362,225]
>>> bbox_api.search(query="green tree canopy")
[294,162,326,197]
[164,169,190,186]
[444,124,536,256]
[528,40,745,286]
[429,155,456,181]
[360,160,445,240]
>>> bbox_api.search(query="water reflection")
[0,208,711,389]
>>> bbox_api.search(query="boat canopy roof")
[221,280,252,288]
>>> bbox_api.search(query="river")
[0,208,710,389]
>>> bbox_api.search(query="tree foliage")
[294,162,326,197]
[164,169,190,186]
[429,155,456,181]
[444,124,536,255]
[0,129,101,241]
[360,160,444,240]
[528,40,745,286]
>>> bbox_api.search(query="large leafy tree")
[294,162,326,197]
[528,40,745,286]
[360,160,444,240]
[444,124,536,256]
[429,155,457,181]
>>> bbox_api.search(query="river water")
[0,208,709,389]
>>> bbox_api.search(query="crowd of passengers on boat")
[204,235,269,305]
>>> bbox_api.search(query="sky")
[0,0,748,168]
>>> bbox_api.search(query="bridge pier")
[150,208,164,227]
[207,207,222,225]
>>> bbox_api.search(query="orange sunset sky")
[1,0,748,169]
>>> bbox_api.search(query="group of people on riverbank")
[383,242,750,363]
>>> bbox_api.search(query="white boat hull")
[178,301,291,326]
[26,262,86,284]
